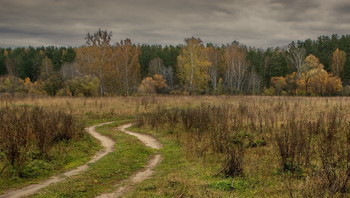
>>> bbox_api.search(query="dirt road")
[95,123,162,198]
[0,122,162,198]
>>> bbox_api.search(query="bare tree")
[148,57,174,89]
[78,29,114,95]
[60,62,82,80]
[223,43,249,93]
[207,46,221,92]
[85,28,112,47]
[148,57,165,76]
[162,67,174,89]
[287,47,306,77]
[247,70,261,94]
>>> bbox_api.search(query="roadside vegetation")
[0,105,101,193]
[30,121,154,198]
[132,96,350,197]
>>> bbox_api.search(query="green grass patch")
[30,121,154,198]
[0,133,101,194]
[123,126,237,198]
[123,125,302,198]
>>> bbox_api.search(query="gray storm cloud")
[0,0,349,48]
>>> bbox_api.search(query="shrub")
[0,106,83,175]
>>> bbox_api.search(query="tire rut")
[95,123,162,198]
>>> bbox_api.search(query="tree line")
[1,30,350,96]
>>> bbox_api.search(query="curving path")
[0,122,115,198]
[95,123,162,198]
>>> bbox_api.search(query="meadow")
[0,95,350,197]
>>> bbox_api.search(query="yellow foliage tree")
[177,37,211,94]
[331,48,346,78]
[308,70,342,95]
[114,39,141,95]
[75,46,114,95]
[271,76,287,95]
[300,55,325,94]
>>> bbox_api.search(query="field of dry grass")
[1,95,350,197]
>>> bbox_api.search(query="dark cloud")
[0,0,348,48]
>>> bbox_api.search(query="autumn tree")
[76,29,115,95]
[177,37,211,94]
[148,57,165,76]
[75,46,107,94]
[114,39,141,95]
[331,48,346,78]
[300,54,324,94]
[40,56,54,79]
[308,70,342,95]
[247,71,261,94]
[287,47,306,77]
[276,54,343,96]
[271,76,287,95]
[138,74,168,94]
[148,57,174,89]
[207,45,222,93]
[223,43,250,93]
[85,29,112,46]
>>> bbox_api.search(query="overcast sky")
[0,0,349,48]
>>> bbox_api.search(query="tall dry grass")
[0,105,83,176]
[136,96,350,196]
[2,95,350,196]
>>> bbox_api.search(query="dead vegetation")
[136,97,350,197]
[0,105,83,177]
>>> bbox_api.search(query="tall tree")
[177,37,210,94]
[223,43,250,93]
[148,57,165,76]
[287,47,306,77]
[207,45,222,93]
[114,39,141,95]
[301,54,325,94]
[148,57,174,89]
[76,29,114,95]
[75,45,114,95]
[331,48,346,78]
[40,56,54,79]
[85,28,112,46]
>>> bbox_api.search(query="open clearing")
[1,96,350,197]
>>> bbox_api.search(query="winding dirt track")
[0,122,115,198]
[0,122,162,198]
[95,123,162,198]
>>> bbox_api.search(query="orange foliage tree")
[270,54,343,96]
[138,74,168,94]
[75,30,140,95]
